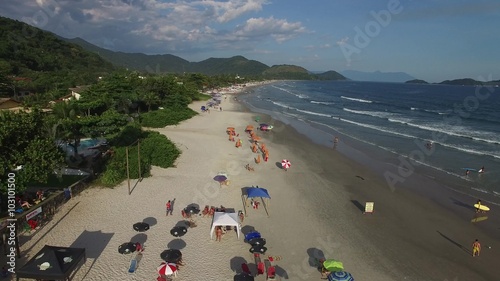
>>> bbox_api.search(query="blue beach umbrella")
[328,271,354,281]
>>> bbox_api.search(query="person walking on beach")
[476,199,482,213]
[166,200,173,216]
[472,239,481,257]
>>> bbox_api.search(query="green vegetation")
[29,174,87,189]
[65,35,347,80]
[141,108,197,128]
[0,110,65,192]
[0,16,115,96]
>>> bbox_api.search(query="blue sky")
[1,0,499,82]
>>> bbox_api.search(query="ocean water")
[238,81,500,203]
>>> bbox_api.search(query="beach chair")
[202,205,209,217]
[255,253,265,275]
[265,259,276,280]
[181,210,188,218]
[241,263,251,275]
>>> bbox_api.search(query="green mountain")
[192,55,269,76]
[439,78,483,86]
[64,37,189,73]
[0,17,114,93]
[64,37,347,80]
[315,70,347,81]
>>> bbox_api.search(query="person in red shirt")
[166,200,172,216]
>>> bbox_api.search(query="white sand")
[15,89,396,280]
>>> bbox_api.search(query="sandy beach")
[10,84,500,281]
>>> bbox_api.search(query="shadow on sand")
[350,200,365,213]
[437,231,471,255]
[450,197,476,211]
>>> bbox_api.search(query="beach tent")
[210,212,241,240]
[242,187,271,217]
[16,245,86,281]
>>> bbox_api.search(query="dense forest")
[0,17,115,96]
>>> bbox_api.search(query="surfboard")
[474,204,490,211]
[462,168,477,171]
[471,216,488,223]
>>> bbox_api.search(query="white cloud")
[336,37,349,45]
[0,0,307,58]
[235,17,306,43]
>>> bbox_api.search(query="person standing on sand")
[216,226,223,242]
[472,239,481,257]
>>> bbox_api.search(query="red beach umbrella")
[157,262,177,275]
[281,159,291,170]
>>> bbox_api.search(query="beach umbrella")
[157,262,178,275]
[249,246,267,254]
[160,249,182,263]
[133,222,150,232]
[184,203,200,215]
[328,271,354,281]
[323,260,344,272]
[246,125,254,131]
[281,159,291,170]
[170,226,187,237]
[214,174,228,186]
[118,242,136,254]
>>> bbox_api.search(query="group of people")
[466,166,485,176]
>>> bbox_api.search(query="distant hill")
[405,79,429,84]
[341,70,415,83]
[193,56,269,76]
[439,78,484,86]
[315,70,346,81]
[63,36,346,80]
[0,17,114,92]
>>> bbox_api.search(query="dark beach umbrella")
[170,226,187,237]
[213,175,228,183]
[133,222,150,232]
[234,273,255,281]
[328,271,354,281]
[249,246,267,254]
[185,203,200,215]
[248,237,266,246]
[160,249,182,263]
[118,242,136,254]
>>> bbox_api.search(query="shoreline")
[235,86,500,280]
[10,83,500,281]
